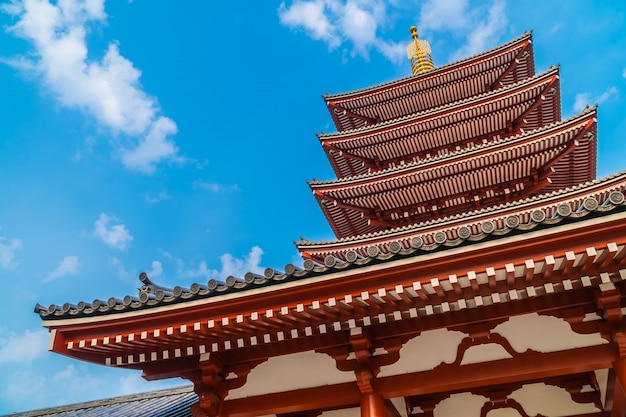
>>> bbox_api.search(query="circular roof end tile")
[481,221,495,234]
[367,246,380,257]
[609,191,624,205]
[557,203,572,217]
[457,226,471,239]
[506,215,520,228]
[345,250,358,263]
[434,231,447,244]
[410,236,423,248]
[531,209,546,223]
[583,197,599,211]
[389,241,402,253]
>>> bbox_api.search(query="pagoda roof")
[299,169,626,261]
[321,67,561,179]
[36,169,625,324]
[311,108,597,239]
[325,32,534,132]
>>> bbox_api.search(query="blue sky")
[0,0,625,413]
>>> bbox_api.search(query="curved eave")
[312,109,596,239]
[37,199,626,370]
[321,68,561,179]
[325,32,534,132]
[321,66,559,141]
[38,172,625,325]
[298,170,626,260]
[312,107,595,190]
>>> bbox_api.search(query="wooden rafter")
[488,40,532,91]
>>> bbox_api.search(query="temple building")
[23,29,626,417]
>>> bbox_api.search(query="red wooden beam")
[376,344,614,399]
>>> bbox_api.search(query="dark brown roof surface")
[3,385,195,417]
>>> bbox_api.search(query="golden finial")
[407,26,434,75]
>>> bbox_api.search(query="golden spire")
[406,26,434,75]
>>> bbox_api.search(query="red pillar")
[360,393,384,417]
[612,359,626,417]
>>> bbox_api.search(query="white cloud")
[418,0,507,61]
[458,1,507,57]
[109,256,135,280]
[120,116,180,174]
[194,180,240,192]
[279,0,340,48]
[171,246,265,281]
[0,329,49,365]
[44,255,80,282]
[1,370,47,407]
[0,235,22,269]
[147,260,162,278]
[51,364,101,397]
[72,135,96,161]
[145,190,171,204]
[93,213,133,250]
[623,67,626,78]
[278,0,405,63]
[4,0,180,173]
[418,0,470,31]
[573,86,618,113]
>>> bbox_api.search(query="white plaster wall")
[509,383,600,416]
[433,384,600,417]
[226,351,354,400]
[379,328,467,377]
[493,313,606,353]
[460,343,512,365]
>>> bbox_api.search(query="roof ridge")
[310,105,595,187]
[319,65,558,139]
[323,32,532,100]
[300,168,624,246]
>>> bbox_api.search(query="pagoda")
[33,29,626,417]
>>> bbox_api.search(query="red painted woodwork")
[36,30,626,417]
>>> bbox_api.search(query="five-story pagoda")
[33,28,626,417]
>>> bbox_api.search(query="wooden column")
[360,393,384,417]
[613,332,626,417]
[350,329,385,417]
[612,362,626,417]
[598,286,626,417]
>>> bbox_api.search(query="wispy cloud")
[417,0,470,31]
[3,0,180,173]
[1,370,47,408]
[93,213,133,250]
[193,180,240,192]
[0,364,180,412]
[165,246,265,281]
[278,1,406,64]
[573,86,618,113]
[279,0,340,48]
[109,256,135,280]
[419,0,507,61]
[0,328,49,365]
[145,190,171,204]
[44,255,80,282]
[0,231,22,269]
[146,260,163,278]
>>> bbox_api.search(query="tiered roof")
[38,174,626,319]
[321,67,561,179]
[32,31,626,417]
[312,108,596,239]
[325,32,534,132]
